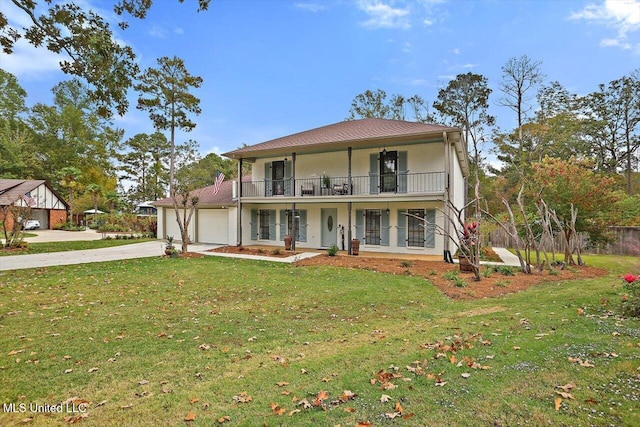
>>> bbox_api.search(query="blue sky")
[1,0,639,160]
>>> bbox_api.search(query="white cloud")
[148,25,167,38]
[0,38,66,79]
[423,18,434,26]
[174,27,184,35]
[570,0,640,51]
[451,48,460,55]
[294,2,325,13]
[462,63,477,69]
[357,0,411,30]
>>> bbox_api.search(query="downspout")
[348,147,353,255]
[237,158,242,246]
[442,132,452,263]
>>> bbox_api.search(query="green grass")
[0,238,154,257]
[0,255,639,426]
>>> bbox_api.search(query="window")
[259,210,271,239]
[365,209,381,245]
[407,209,425,247]
[380,150,397,193]
[286,210,300,241]
[272,160,285,195]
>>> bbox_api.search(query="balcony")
[240,172,445,198]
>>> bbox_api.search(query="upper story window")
[380,150,397,193]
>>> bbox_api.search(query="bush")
[621,274,640,318]
[400,260,413,268]
[326,245,339,256]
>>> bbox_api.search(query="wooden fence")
[485,226,640,256]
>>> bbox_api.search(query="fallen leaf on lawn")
[64,413,88,423]
[63,355,71,360]
[357,422,372,427]
[281,390,291,396]
[95,400,107,407]
[300,368,307,374]
[344,407,356,413]
[288,409,301,416]
[567,357,581,363]
[554,397,562,411]
[217,415,231,423]
[270,402,286,416]
[435,381,447,387]
[189,397,200,404]
[556,383,575,392]
[298,399,312,409]
[381,382,397,390]
[395,401,403,414]
[585,397,599,405]
[232,392,252,403]
[162,388,172,393]
[87,367,98,373]
[199,344,210,351]
[121,404,133,409]
[64,369,73,374]
[339,390,357,402]
[20,417,33,423]
[276,381,289,387]
[184,412,196,421]
[8,349,25,356]
[385,411,401,419]
[555,391,574,399]
[512,346,521,350]
[138,380,149,385]
[461,373,471,378]
[380,394,391,403]
[316,390,329,401]
[202,402,210,409]
[322,377,331,382]
[579,360,594,368]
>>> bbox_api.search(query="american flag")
[212,172,225,195]
[22,192,36,207]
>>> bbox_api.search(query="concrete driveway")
[22,228,106,243]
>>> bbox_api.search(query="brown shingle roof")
[223,118,458,159]
[153,179,236,207]
[0,179,44,206]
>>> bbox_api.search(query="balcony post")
[348,147,353,254]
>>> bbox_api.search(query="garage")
[163,208,196,242]
[197,209,229,244]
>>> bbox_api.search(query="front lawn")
[0,256,638,426]
[0,238,154,257]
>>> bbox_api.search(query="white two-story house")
[222,118,469,258]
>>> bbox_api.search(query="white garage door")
[197,209,229,244]
[164,208,195,243]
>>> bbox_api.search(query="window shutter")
[264,162,272,197]
[397,210,406,247]
[355,209,364,242]
[381,209,390,246]
[284,160,293,196]
[369,153,379,194]
[269,210,276,240]
[425,209,436,248]
[398,151,408,193]
[299,210,307,242]
[251,209,258,240]
[279,210,286,240]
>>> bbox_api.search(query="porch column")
[348,147,353,255]
[443,132,452,262]
[237,158,243,246]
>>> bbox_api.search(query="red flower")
[623,274,638,283]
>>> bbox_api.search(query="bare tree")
[498,55,545,165]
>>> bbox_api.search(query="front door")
[321,208,338,248]
[380,150,397,193]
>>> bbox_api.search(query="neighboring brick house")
[0,179,69,230]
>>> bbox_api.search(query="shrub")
[621,274,640,318]
[271,248,281,256]
[326,245,339,256]
[400,260,413,268]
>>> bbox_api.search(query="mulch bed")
[205,246,607,300]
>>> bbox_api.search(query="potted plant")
[321,173,331,195]
[165,236,175,256]
[284,234,292,251]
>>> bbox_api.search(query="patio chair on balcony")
[301,183,315,196]
[332,183,349,195]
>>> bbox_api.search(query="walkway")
[0,240,520,271]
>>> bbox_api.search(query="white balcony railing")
[240,172,445,198]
